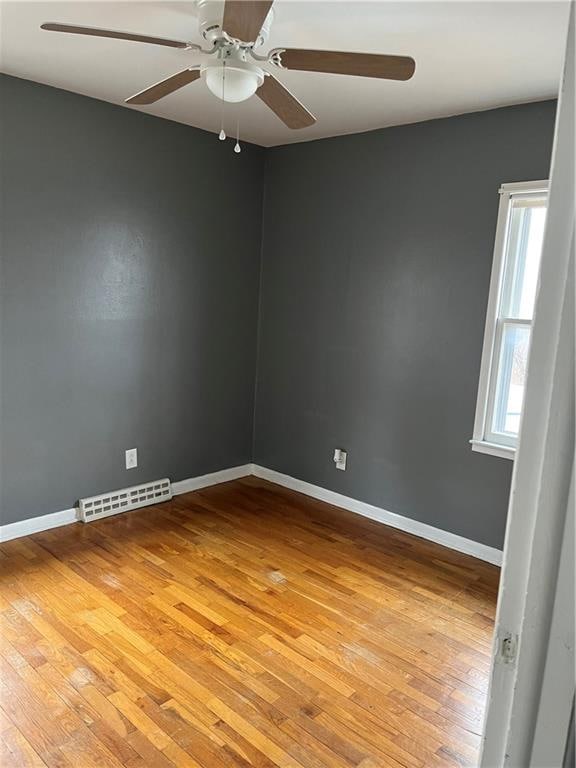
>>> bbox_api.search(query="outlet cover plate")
[125,448,138,469]
[334,449,347,471]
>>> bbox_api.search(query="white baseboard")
[0,507,79,543]
[0,462,502,565]
[0,465,253,544]
[252,464,503,566]
[172,464,253,495]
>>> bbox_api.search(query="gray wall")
[0,75,264,525]
[254,101,557,549]
[0,78,557,547]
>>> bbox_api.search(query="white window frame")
[471,179,549,460]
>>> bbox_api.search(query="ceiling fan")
[41,0,416,132]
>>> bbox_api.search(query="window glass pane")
[501,198,546,320]
[491,324,530,437]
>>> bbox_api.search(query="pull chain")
[219,61,226,140]
[234,118,241,154]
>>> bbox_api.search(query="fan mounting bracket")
[265,48,286,68]
[197,0,273,48]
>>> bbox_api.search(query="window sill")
[470,439,515,460]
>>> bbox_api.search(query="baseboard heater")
[79,478,172,523]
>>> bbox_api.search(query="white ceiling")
[0,1,569,147]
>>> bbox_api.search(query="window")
[472,180,548,459]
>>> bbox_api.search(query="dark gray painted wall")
[254,101,557,549]
[0,78,556,546]
[0,75,264,525]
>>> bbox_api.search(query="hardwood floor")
[0,477,499,767]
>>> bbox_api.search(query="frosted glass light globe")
[204,62,263,103]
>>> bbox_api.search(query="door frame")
[479,5,575,766]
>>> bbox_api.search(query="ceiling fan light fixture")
[203,61,264,103]
[41,0,416,134]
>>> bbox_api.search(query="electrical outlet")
[125,448,138,470]
[333,448,347,471]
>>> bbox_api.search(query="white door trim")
[480,7,575,766]
[530,466,575,766]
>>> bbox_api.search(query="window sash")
[499,195,547,321]
[471,180,548,459]
[485,319,531,447]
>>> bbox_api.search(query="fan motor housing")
[197,0,273,47]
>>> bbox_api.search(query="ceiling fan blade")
[276,49,416,81]
[257,73,315,129]
[222,1,273,42]
[126,69,201,105]
[40,23,190,49]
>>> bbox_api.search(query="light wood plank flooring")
[0,477,499,767]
